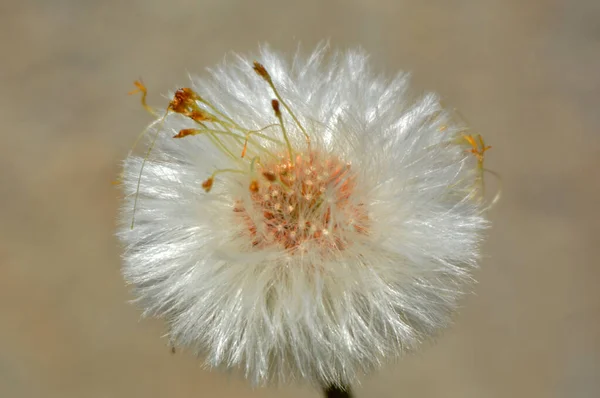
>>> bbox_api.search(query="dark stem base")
[323,385,353,398]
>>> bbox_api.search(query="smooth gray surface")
[1,1,599,397]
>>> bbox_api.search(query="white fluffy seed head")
[118,43,490,387]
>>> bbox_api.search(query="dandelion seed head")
[118,43,491,386]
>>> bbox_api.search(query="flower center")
[234,151,368,252]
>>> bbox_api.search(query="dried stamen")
[253,62,311,149]
[129,80,158,116]
[271,99,295,164]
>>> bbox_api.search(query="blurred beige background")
[1,0,599,397]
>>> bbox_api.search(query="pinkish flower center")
[234,151,369,252]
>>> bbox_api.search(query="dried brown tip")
[253,62,271,81]
[128,80,147,96]
[262,171,276,182]
[129,79,156,115]
[169,87,197,114]
[189,110,214,123]
[202,178,214,192]
[173,128,198,138]
[271,99,281,117]
[249,180,260,193]
[463,134,492,162]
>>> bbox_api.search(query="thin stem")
[131,117,167,229]
[263,76,311,148]
[274,108,294,165]
[323,385,353,398]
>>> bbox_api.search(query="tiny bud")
[169,87,197,114]
[173,129,198,138]
[262,171,276,182]
[189,110,213,122]
[201,178,214,192]
[252,61,270,81]
[249,180,260,193]
[271,99,281,117]
[178,87,198,102]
